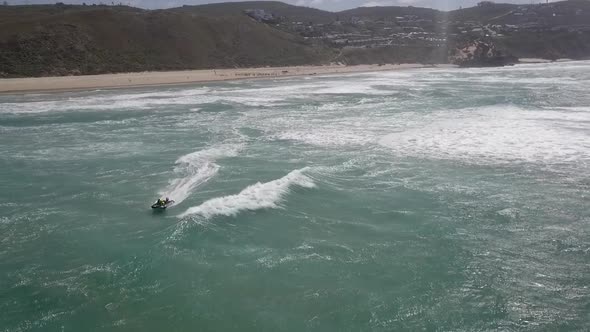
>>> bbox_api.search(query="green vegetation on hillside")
[1,0,590,77]
[0,4,334,77]
[497,30,590,60]
[172,1,336,24]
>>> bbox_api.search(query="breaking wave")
[378,105,590,166]
[160,144,243,205]
[179,168,315,219]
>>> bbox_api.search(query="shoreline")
[518,58,574,64]
[0,64,436,94]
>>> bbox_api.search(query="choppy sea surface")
[1,61,589,331]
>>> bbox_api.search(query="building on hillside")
[244,9,278,23]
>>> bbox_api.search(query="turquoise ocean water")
[1,62,589,331]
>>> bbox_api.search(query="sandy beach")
[0,64,432,94]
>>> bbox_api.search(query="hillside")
[1,0,590,77]
[448,3,519,22]
[338,5,442,21]
[447,0,590,60]
[449,0,590,25]
[496,30,590,60]
[0,4,334,77]
[172,1,336,24]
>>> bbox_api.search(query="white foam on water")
[160,144,243,205]
[256,252,332,268]
[15,141,146,161]
[311,82,391,95]
[255,100,403,148]
[378,105,590,166]
[453,75,579,86]
[273,130,374,147]
[0,88,208,113]
[0,86,286,114]
[233,82,325,95]
[178,168,315,219]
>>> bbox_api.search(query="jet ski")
[151,198,175,210]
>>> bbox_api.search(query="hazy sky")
[9,0,558,11]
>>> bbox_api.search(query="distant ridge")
[172,1,336,23]
[0,4,334,77]
[1,0,590,77]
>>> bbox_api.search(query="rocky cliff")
[449,40,518,67]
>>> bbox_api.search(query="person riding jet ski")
[152,197,174,209]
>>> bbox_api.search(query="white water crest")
[378,105,590,166]
[179,168,315,219]
[0,85,285,114]
[160,144,243,205]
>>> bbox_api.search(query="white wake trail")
[178,168,315,219]
[160,144,243,205]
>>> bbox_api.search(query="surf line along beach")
[0,64,434,94]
